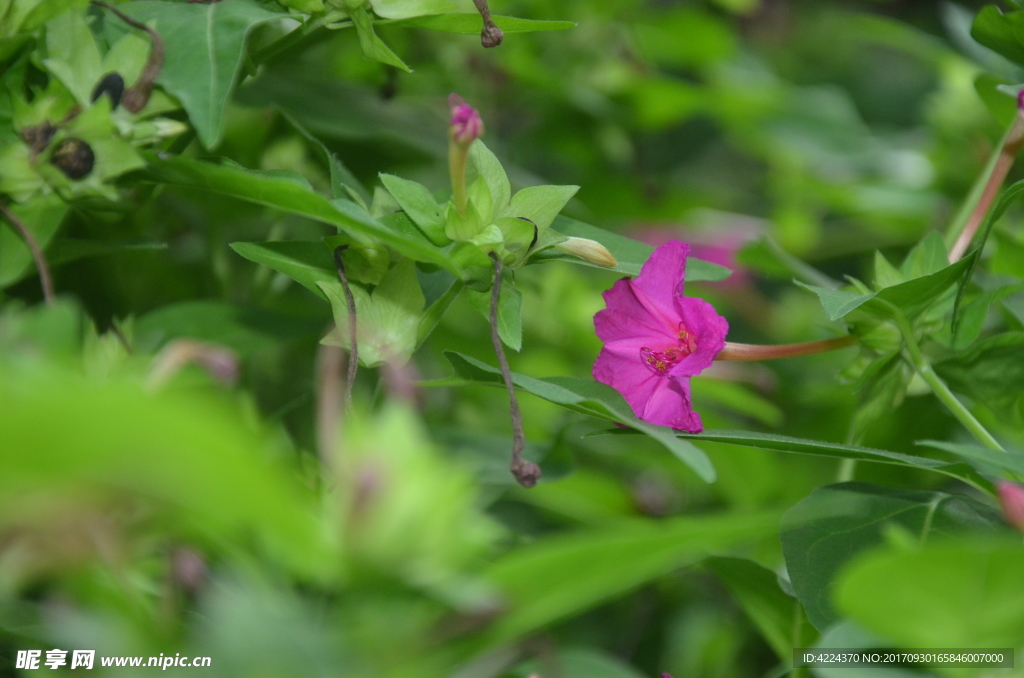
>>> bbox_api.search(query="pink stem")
[949,108,1024,263]
[716,336,856,362]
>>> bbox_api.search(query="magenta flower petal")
[592,239,729,432]
[642,377,701,432]
[671,296,729,378]
[595,279,678,345]
[449,93,484,144]
[632,240,690,321]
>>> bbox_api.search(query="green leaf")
[873,251,903,289]
[466,274,522,351]
[781,482,1003,631]
[972,6,1024,67]
[115,0,281,148]
[468,141,510,216]
[380,174,447,244]
[483,510,781,642]
[368,0,456,20]
[934,332,1024,420]
[0,366,333,580]
[513,649,647,678]
[417,278,463,345]
[835,539,1024,647]
[706,557,817,660]
[797,254,975,322]
[135,301,323,356]
[899,231,948,279]
[230,241,336,300]
[145,155,460,275]
[537,216,732,281]
[918,439,1024,478]
[319,259,425,366]
[671,429,992,492]
[283,111,370,206]
[43,9,102,105]
[429,352,716,481]
[507,185,579,233]
[350,4,411,73]
[377,13,576,34]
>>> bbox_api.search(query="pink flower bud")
[998,481,1024,532]
[449,93,484,145]
[1018,88,1024,111]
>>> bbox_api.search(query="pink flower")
[449,94,483,145]
[998,481,1024,532]
[593,241,729,432]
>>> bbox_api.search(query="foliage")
[2,0,1024,676]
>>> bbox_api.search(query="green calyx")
[380,140,577,274]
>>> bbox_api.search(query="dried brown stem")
[471,0,504,48]
[92,1,164,113]
[0,202,55,305]
[489,253,540,488]
[333,247,358,411]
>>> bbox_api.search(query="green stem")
[449,139,469,216]
[890,307,1004,452]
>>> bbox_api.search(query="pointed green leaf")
[378,13,576,34]
[230,241,335,300]
[469,141,510,215]
[466,274,522,351]
[428,352,716,481]
[782,482,1003,631]
[483,511,780,642]
[379,174,447,244]
[319,259,425,366]
[350,4,411,72]
[115,0,281,148]
[508,184,578,232]
[144,155,460,275]
[836,539,1024,648]
[368,0,456,20]
[43,9,102,104]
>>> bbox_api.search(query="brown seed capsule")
[51,138,95,180]
[91,72,125,109]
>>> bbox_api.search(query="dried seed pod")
[20,121,57,155]
[51,138,96,180]
[90,72,125,109]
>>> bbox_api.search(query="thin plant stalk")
[0,202,54,305]
[716,336,856,362]
[948,103,1024,263]
[488,253,541,488]
[333,246,358,411]
[887,304,1004,452]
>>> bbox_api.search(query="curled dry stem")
[488,253,541,488]
[0,202,55,305]
[471,0,504,48]
[92,1,165,113]
[333,247,358,411]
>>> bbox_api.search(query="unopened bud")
[449,94,484,145]
[998,481,1024,532]
[555,237,617,268]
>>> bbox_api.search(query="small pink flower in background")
[998,481,1024,532]
[632,216,761,291]
[593,240,729,432]
[449,94,484,144]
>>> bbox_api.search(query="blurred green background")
[3,0,1024,676]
